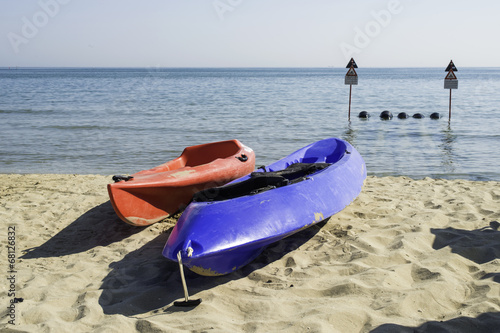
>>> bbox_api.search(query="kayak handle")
[112,175,134,182]
[236,154,248,162]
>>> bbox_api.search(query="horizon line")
[1,65,499,69]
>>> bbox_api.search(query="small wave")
[0,109,55,114]
[43,125,111,130]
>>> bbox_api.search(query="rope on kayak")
[173,251,201,307]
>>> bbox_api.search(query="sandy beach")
[1,174,500,332]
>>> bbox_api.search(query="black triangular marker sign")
[445,60,457,72]
[346,58,358,69]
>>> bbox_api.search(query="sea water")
[1,67,499,181]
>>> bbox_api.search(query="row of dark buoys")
[358,111,441,120]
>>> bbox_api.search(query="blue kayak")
[162,138,366,276]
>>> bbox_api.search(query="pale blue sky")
[1,0,499,67]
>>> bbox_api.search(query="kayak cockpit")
[193,162,331,202]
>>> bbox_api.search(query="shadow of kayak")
[98,220,327,316]
[21,201,144,259]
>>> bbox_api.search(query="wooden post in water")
[444,60,458,121]
[345,58,358,120]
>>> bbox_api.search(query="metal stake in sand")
[344,58,358,120]
[174,251,201,307]
[444,60,458,121]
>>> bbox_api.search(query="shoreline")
[2,172,499,181]
[1,174,499,332]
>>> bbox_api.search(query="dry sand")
[1,174,500,332]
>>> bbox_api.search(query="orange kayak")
[107,139,255,226]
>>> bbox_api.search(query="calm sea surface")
[1,67,499,181]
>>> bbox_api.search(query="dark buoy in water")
[358,111,370,119]
[397,112,409,119]
[413,113,424,119]
[430,112,441,119]
[380,110,393,120]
